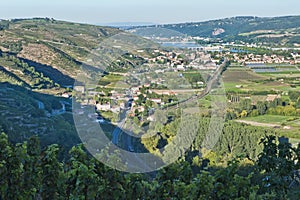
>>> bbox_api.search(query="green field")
[100,74,124,84]
[223,67,266,83]
[244,115,297,124]
[242,115,300,140]
[98,74,129,88]
[222,66,299,93]
[224,80,291,93]
[223,66,300,141]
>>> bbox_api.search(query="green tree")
[256,101,268,115]
[41,144,66,199]
[0,133,11,198]
[257,136,298,198]
[289,91,300,102]
[6,143,26,200]
[239,99,253,113]
[212,158,259,199]
[66,145,100,200]
[23,136,42,199]
[0,133,27,199]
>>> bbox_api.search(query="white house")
[96,103,111,111]
[150,98,162,104]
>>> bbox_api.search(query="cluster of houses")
[128,86,178,117]
[72,48,221,118]
[214,51,300,65]
[143,49,185,67]
[94,85,178,117]
[141,49,217,71]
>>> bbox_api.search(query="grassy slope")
[0,18,120,87]
[0,18,121,148]
[240,115,300,142]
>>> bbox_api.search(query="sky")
[1,0,300,24]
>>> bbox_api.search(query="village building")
[266,94,281,102]
[96,103,111,111]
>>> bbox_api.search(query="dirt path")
[235,120,280,128]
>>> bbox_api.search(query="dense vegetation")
[0,82,80,151]
[140,116,275,163]
[0,132,299,199]
[226,92,300,121]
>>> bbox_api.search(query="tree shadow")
[0,65,31,88]
[18,57,75,86]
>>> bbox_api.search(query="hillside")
[0,18,121,148]
[142,16,300,45]
[0,18,120,87]
[0,82,80,148]
[1,18,300,199]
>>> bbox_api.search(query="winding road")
[108,59,228,172]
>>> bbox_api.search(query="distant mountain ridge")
[131,16,300,45]
[99,22,157,29]
[99,22,157,26]
[149,15,300,37]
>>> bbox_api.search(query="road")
[111,60,228,145]
[108,60,228,171]
[152,89,204,94]
[235,120,280,128]
[111,97,132,146]
[111,112,127,145]
[37,100,45,109]
[161,59,228,110]
[112,126,122,145]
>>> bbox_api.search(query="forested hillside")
[143,16,300,45]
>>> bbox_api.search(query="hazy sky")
[1,0,300,24]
